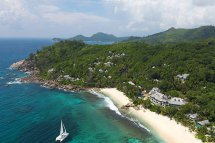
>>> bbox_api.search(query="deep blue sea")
[0,39,164,143]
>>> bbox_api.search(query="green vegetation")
[28,38,215,142]
[127,25,215,44]
[68,32,129,42]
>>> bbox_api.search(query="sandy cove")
[10,60,202,143]
[99,88,202,143]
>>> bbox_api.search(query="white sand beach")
[100,88,202,143]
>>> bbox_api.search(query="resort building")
[98,69,103,73]
[197,120,210,126]
[176,74,189,83]
[104,61,113,67]
[149,88,169,106]
[186,113,198,122]
[149,87,160,95]
[149,87,187,107]
[149,92,169,106]
[108,76,112,79]
[64,75,71,80]
[168,97,187,107]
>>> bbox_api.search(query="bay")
[0,39,163,143]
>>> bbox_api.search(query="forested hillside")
[28,39,215,141]
[127,26,215,44]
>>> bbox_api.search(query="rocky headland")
[11,59,85,92]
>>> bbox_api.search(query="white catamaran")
[56,120,69,142]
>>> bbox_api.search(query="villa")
[149,92,169,106]
[64,75,71,80]
[98,69,103,73]
[149,88,169,106]
[176,74,189,83]
[104,61,113,67]
[168,97,187,107]
[197,120,210,126]
[149,87,187,107]
[176,74,189,80]
[186,113,198,122]
[149,87,160,94]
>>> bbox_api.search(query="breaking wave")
[89,90,151,133]
[125,116,151,133]
[7,67,13,70]
[89,90,122,116]
[7,78,22,85]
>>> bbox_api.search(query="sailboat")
[56,120,69,142]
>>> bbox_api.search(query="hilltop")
[127,25,215,44]
[54,26,215,44]
[68,32,129,42]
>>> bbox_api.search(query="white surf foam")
[6,78,22,85]
[89,90,151,133]
[7,67,13,70]
[125,116,151,133]
[89,90,122,116]
[40,85,51,89]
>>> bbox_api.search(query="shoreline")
[10,60,202,143]
[98,88,202,143]
[10,60,85,92]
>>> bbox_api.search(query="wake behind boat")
[56,120,69,142]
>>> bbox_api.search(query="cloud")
[0,0,36,28]
[37,5,60,13]
[1,0,215,37]
[192,0,215,6]
[106,0,215,36]
[0,0,110,37]
[35,4,109,37]
[40,7,108,26]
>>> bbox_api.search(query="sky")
[0,0,215,38]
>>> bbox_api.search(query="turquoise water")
[0,39,164,143]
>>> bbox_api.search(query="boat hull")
[56,133,69,142]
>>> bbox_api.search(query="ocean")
[0,39,164,143]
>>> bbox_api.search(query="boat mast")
[63,123,67,133]
[60,120,63,135]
